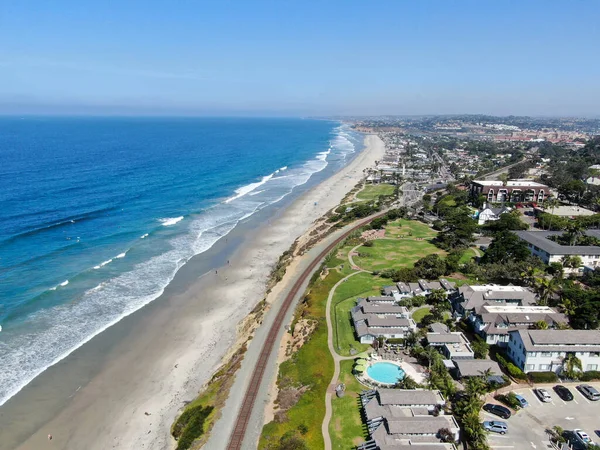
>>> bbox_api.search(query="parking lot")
[481,382,600,449]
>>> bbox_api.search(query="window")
[539,364,550,370]
[526,364,536,371]
[587,365,598,371]
[591,352,600,358]
[530,352,537,357]
[540,352,552,357]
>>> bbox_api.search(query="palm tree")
[533,276,559,306]
[561,255,582,271]
[498,173,509,187]
[545,198,560,230]
[562,353,583,379]
[532,320,549,330]
[558,296,576,317]
[566,222,585,246]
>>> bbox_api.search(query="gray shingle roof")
[515,230,600,256]
[378,389,444,406]
[386,416,455,435]
[367,317,412,327]
[454,359,502,377]
[426,333,463,344]
[512,329,600,352]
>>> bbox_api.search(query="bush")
[386,338,405,345]
[496,353,527,380]
[363,240,374,247]
[579,371,600,381]
[495,392,521,410]
[528,371,558,383]
[173,405,214,450]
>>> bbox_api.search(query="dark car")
[483,403,511,419]
[554,385,574,401]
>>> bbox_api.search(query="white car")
[574,429,594,447]
[535,388,552,402]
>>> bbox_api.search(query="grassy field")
[355,183,395,201]
[332,272,381,357]
[259,269,342,449]
[329,359,368,449]
[353,238,445,272]
[411,306,431,324]
[458,247,479,264]
[383,218,438,239]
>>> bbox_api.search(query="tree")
[394,375,422,389]
[533,276,559,306]
[428,289,448,306]
[562,353,583,379]
[559,179,586,205]
[480,231,530,264]
[437,427,456,443]
[435,207,478,250]
[532,320,549,330]
[484,211,528,232]
[471,336,490,359]
[565,222,585,246]
[545,198,560,230]
[414,254,447,279]
[561,255,582,270]
[498,173,509,187]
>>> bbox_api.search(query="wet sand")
[1,134,385,450]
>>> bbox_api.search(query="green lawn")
[332,272,381,356]
[355,183,395,201]
[259,269,342,450]
[458,247,479,264]
[411,306,431,324]
[353,239,446,272]
[384,218,438,239]
[329,360,368,449]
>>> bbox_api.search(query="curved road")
[225,212,386,450]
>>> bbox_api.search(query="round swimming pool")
[366,362,406,384]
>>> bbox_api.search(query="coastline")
[2,134,384,450]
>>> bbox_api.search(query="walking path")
[322,270,365,450]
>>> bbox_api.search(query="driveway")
[482,383,600,449]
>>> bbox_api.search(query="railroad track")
[226,211,385,449]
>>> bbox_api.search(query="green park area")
[353,219,445,272]
[355,183,395,202]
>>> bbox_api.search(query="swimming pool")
[366,362,406,384]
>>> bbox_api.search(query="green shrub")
[495,392,521,410]
[386,338,405,345]
[528,371,558,383]
[173,405,214,450]
[580,371,600,381]
[495,353,526,380]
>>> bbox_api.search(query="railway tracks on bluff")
[226,212,385,449]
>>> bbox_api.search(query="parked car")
[574,429,595,446]
[578,384,600,401]
[535,388,552,402]
[514,393,529,408]
[483,421,508,434]
[482,403,511,419]
[554,385,574,401]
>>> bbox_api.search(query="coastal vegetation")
[355,183,395,202]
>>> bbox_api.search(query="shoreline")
[2,134,385,450]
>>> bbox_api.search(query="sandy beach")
[3,134,385,450]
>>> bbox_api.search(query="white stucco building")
[507,329,600,374]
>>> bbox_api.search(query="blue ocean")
[0,117,362,406]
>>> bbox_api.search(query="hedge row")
[496,353,527,380]
[527,371,558,383]
[579,371,600,381]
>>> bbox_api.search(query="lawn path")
[347,243,371,272]
[322,270,367,450]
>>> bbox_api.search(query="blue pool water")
[367,362,406,384]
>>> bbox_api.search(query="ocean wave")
[141,233,149,239]
[248,190,265,196]
[116,252,126,259]
[224,171,277,204]
[275,166,287,173]
[159,216,184,226]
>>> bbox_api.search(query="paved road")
[205,211,386,450]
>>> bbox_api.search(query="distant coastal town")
[170,115,600,450]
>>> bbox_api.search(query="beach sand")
[5,134,385,450]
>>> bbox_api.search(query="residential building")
[469,305,568,346]
[515,230,600,270]
[507,329,600,374]
[450,284,537,317]
[453,359,503,379]
[426,330,475,360]
[358,389,459,450]
[533,205,596,218]
[476,204,513,225]
[470,180,550,203]
[381,279,456,301]
[352,299,415,344]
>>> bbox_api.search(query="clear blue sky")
[1,0,599,116]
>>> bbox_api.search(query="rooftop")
[481,305,556,314]
[378,389,445,406]
[515,230,600,256]
[512,329,600,352]
[453,359,503,377]
[473,179,548,188]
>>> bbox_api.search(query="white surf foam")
[116,252,126,259]
[224,172,276,204]
[0,123,362,407]
[159,216,184,226]
[141,233,149,239]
